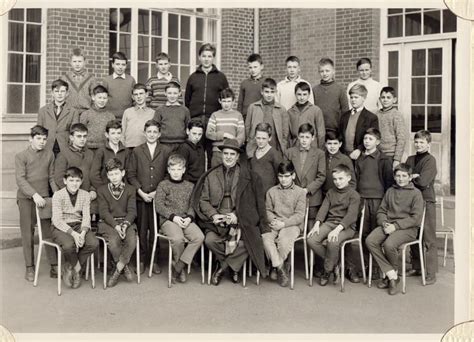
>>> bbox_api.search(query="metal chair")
[435,196,454,267]
[151,200,205,287]
[289,203,309,290]
[207,251,260,287]
[33,200,95,295]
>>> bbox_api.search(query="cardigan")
[315,186,361,230]
[97,182,136,227]
[52,188,91,234]
[103,74,136,119]
[287,102,326,149]
[90,142,131,189]
[54,144,95,191]
[313,80,349,132]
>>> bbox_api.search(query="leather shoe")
[277,266,289,287]
[388,278,400,295]
[319,271,330,286]
[152,263,162,274]
[63,265,73,288]
[178,269,187,283]
[230,270,240,284]
[108,268,121,288]
[123,265,134,282]
[425,275,436,285]
[25,266,35,282]
[377,277,389,289]
[71,269,82,289]
[211,266,225,286]
[270,268,278,281]
[346,269,360,283]
[313,269,323,278]
[50,265,58,279]
[406,269,422,277]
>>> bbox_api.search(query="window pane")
[25,55,41,83]
[120,9,132,32]
[412,49,426,76]
[443,9,457,33]
[109,32,117,56]
[7,85,23,113]
[152,37,162,60]
[119,34,131,60]
[196,18,204,40]
[428,48,442,75]
[428,77,442,104]
[406,13,421,36]
[388,79,398,96]
[27,9,41,23]
[109,9,118,31]
[411,78,425,104]
[388,51,399,77]
[181,41,190,64]
[9,8,24,21]
[208,20,217,43]
[25,85,40,113]
[138,63,149,84]
[427,106,441,133]
[388,15,403,38]
[411,106,425,132]
[180,66,190,89]
[9,23,24,52]
[170,65,178,79]
[138,35,149,61]
[138,9,149,35]
[26,24,41,53]
[8,54,23,82]
[169,14,179,38]
[181,16,190,39]
[423,10,440,35]
[388,9,403,14]
[152,11,162,36]
[169,39,178,64]
[406,8,421,12]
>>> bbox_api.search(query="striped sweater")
[206,109,245,150]
[52,188,91,234]
[145,73,181,109]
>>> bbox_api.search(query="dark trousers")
[410,201,438,276]
[98,222,137,266]
[136,201,159,264]
[52,227,99,267]
[196,114,212,169]
[17,198,57,267]
[205,229,249,272]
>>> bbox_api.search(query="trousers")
[98,222,137,266]
[160,220,204,265]
[262,226,300,267]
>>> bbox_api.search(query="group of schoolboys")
[16,43,438,295]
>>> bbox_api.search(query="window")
[6,8,43,115]
[109,8,132,74]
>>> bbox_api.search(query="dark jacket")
[339,107,379,153]
[90,142,131,189]
[355,149,394,199]
[405,152,437,203]
[176,140,206,183]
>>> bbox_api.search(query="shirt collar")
[278,182,295,190]
[166,101,181,107]
[251,74,263,81]
[113,73,126,79]
[134,104,148,111]
[351,107,363,114]
[300,147,310,152]
[284,75,301,83]
[157,72,172,81]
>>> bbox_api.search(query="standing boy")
[176,120,206,184]
[347,58,383,114]
[237,53,264,121]
[146,52,180,109]
[15,125,59,281]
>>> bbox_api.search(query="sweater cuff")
[67,228,74,235]
[169,214,176,221]
[81,226,90,233]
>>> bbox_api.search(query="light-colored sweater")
[52,188,91,234]
[376,106,408,162]
[206,109,245,150]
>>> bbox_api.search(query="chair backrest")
[356,202,366,240]
[152,200,159,235]
[418,206,427,241]
[35,198,53,242]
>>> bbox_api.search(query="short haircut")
[167,154,186,168]
[92,85,108,96]
[30,125,48,137]
[298,123,315,136]
[414,130,432,143]
[325,130,342,142]
[111,51,128,64]
[380,86,397,97]
[318,58,334,67]
[285,56,300,64]
[64,166,83,180]
[70,123,88,135]
[394,163,413,176]
[247,53,263,64]
[262,78,277,90]
[144,119,160,131]
[105,119,122,133]
[219,88,235,100]
[51,79,69,91]
[277,160,296,174]
[187,120,204,130]
[294,81,311,94]
[255,122,273,137]
[155,52,170,62]
[356,58,372,69]
[71,48,85,59]
[364,127,381,140]
[198,43,216,57]
[165,81,181,91]
[332,164,352,177]
[348,84,368,98]
[105,158,124,172]
[132,83,147,93]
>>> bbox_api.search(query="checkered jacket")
[52,188,91,234]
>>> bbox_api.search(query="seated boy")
[366,163,424,295]
[176,120,206,184]
[237,53,264,121]
[146,52,181,109]
[276,56,314,110]
[15,125,59,281]
[51,167,99,289]
[206,88,245,167]
[307,164,361,286]
[262,160,306,287]
[97,158,137,287]
[155,154,204,283]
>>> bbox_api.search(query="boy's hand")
[71,231,82,249]
[349,150,361,160]
[383,223,396,235]
[212,214,227,226]
[182,217,192,228]
[223,132,235,139]
[32,193,46,208]
[79,230,86,247]
[411,173,420,179]
[328,225,344,242]
[270,219,285,231]
[302,188,308,196]
[89,191,97,201]
[138,189,153,203]
[225,213,238,225]
[307,221,320,238]
[392,160,400,169]
[173,216,187,229]
[115,225,125,239]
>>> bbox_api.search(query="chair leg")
[443,234,448,268]
[340,243,345,292]
[200,245,205,285]
[148,235,158,278]
[368,254,372,288]
[359,240,367,284]
[57,250,62,296]
[207,251,212,285]
[419,242,426,286]
[91,254,95,289]
[309,249,314,287]
[303,239,309,280]
[168,243,172,288]
[136,236,141,284]
[256,270,260,285]
[104,242,108,290]
[402,246,407,294]
[85,257,90,281]
[248,259,252,277]
[242,261,247,287]
[33,242,43,287]
[290,246,295,290]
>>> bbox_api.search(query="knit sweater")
[60,71,97,113]
[153,104,190,144]
[323,150,356,193]
[237,76,264,117]
[347,78,383,114]
[79,105,116,149]
[276,76,314,111]
[313,80,349,132]
[15,146,58,199]
[287,102,325,148]
[54,144,95,191]
[265,183,307,229]
[176,140,206,183]
[155,178,195,221]
[376,107,408,161]
[206,109,245,149]
[90,142,131,189]
[355,149,394,199]
[103,74,136,119]
[145,73,181,109]
[52,188,91,234]
[122,105,156,148]
[315,186,361,229]
[405,151,437,202]
[97,183,136,227]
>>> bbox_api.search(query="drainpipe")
[254,8,259,53]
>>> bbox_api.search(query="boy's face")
[105,128,122,146]
[325,139,342,155]
[261,87,276,102]
[380,91,396,109]
[319,64,335,82]
[157,59,170,75]
[165,86,180,104]
[298,132,314,149]
[363,134,379,151]
[70,55,85,73]
[132,89,148,106]
[414,137,430,153]
[106,168,125,186]
[199,51,214,68]
[222,148,239,168]
[278,172,296,188]
[168,164,186,182]
[248,61,263,78]
[357,63,372,80]
[30,134,48,151]
[394,170,412,187]
[144,125,160,144]
[286,61,300,79]
[349,93,365,109]
[295,89,310,105]
[332,171,351,189]
[218,97,233,111]
[112,59,127,76]
[70,131,88,149]
[187,127,204,145]
[52,86,69,103]
[92,92,108,109]
[255,131,271,149]
[63,176,83,193]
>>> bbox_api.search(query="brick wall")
[46,8,109,101]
